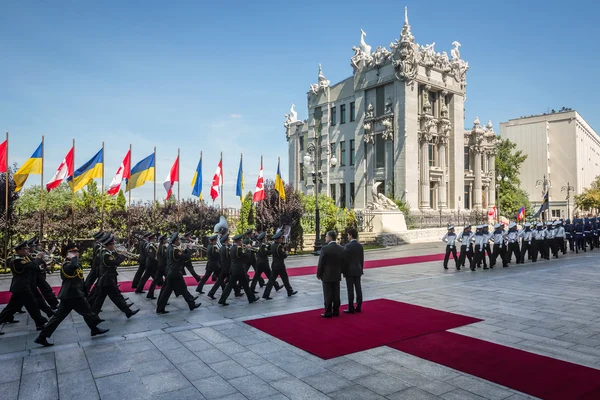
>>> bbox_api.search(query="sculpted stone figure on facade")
[366,103,374,118]
[309,64,330,94]
[390,7,419,85]
[370,46,391,70]
[351,29,375,72]
[366,181,400,211]
[284,103,299,128]
[381,117,394,140]
[384,97,393,114]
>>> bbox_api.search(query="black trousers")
[549,238,559,258]
[567,236,575,252]
[33,286,55,317]
[473,246,486,269]
[504,242,520,265]
[262,267,293,298]
[491,244,505,266]
[136,266,157,293]
[196,265,218,293]
[251,261,281,292]
[345,276,362,311]
[219,273,255,304]
[322,281,340,316]
[0,291,47,327]
[443,246,458,269]
[520,241,533,263]
[37,276,58,308]
[458,245,473,268]
[541,240,550,259]
[156,274,196,312]
[84,267,99,294]
[207,270,229,297]
[148,267,165,298]
[92,284,132,315]
[40,298,102,338]
[576,236,586,252]
[245,258,265,287]
[132,261,146,289]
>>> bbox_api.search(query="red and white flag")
[107,150,131,196]
[0,140,7,173]
[210,159,222,201]
[253,165,265,202]
[46,147,74,191]
[163,156,179,200]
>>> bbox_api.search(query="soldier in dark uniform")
[84,231,104,295]
[34,243,108,347]
[147,234,167,300]
[156,233,201,314]
[584,218,594,251]
[244,229,265,288]
[593,218,600,250]
[87,232,111,305]
[218,234,258,306]
[132,232,149,289]
[136,233,158,294]
[0,241,48,332]
[92,235,140,318]
[207,235,232,300]
[180,232,202,282]
[262,231,297,300]
[564,219,574,252]
[196,234,221,294]
[574,219,585,253]
[250,232,282,293]
[26,238,56,318]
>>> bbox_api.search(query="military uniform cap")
[26,237,38,246]
[546,221,553,226]
[464,224,471,229]
[158,234,166,241]
[232,234,243,241]
[245,229,253,236]
[257,232,266,240]
[493,223,501,229]
[102,235,115,245]
[100,232,112,243]
[243,238,251,245]
[524,222,531,227]
[536,222,543,227]
[14,241,29,251]
[209,234,218,241]
[64,242,79,253]
[553,220,559,226]
[93,231,104,240]
[184,232,192,237]
[508,222,517,229]
[447,224,455,230]
[273,231,284,240]
[169,232,179,243]
[220,234,229,243]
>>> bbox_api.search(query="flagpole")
[128,144,132,246]
[4,131,8,262]
[199,151,202,203]
[153,146,157,205]
[220,152,223,214]
[260,155,264,231]
[40,135,44,240]
[101,141,105,230]
[240,153,243,203]
[177,148,181,226]
[71,138,75,234]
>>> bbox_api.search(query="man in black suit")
[317,231,344,318]
[343,228,364,314]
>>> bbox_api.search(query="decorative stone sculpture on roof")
[309,64,330,95]
[390,7,419,85]
[284,103,299,128]
[351,29,375,72]
[366,181,400,211]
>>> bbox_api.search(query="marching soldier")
[244,229,265,288]
[251,232,282,292]
[132,232,150,289]
[490,223,505,267]
[262,231,297,299]
[147,235,167,300]
[593,218,600,250]
[518,222,534,263]
[34,243,108,347]
[472,225,487,270]
[156,233,201,314]
[207,234,232,300]
[504,222,520,266]
[457,224,474,270]
[136,233,158,294]
[564,219,574,252]
[441,225,459,270]
[0,241,48,332]
[92,235,140,318]
[180,232,202,282]
[218,234,258,306]
[196,234,221,294]
[84,231,105,295]
[87,232,112,306]
[584,218,594,251]
[555,220,567,255]
[532,222,545,262]
[543,221,554,259]
[27,238,56,318]
[574,219,586,253]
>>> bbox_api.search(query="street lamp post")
[561,182,575,221]
[304,140,337,255]
[496,174,508,223]
[535,174,552,221]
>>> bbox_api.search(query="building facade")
[500,110,600,220]
[285,8,498,215]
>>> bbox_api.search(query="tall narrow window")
[428,144,436,167]
[331,184,336,203]
[376,86,385,116]
[464,147,470,170]
[350,102,356,122]
[340,104,346,124]
[464,186,471,209]
[376,135,386,168]
[350,182,355,206]
[299,163,304,181]
[331,106,337,125]
[340,141,346,167]
[350,139,356,166]
[340,183,346,209]
[299,136,304,151]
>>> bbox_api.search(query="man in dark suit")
[343,228,364,314]
[317,231,344,318]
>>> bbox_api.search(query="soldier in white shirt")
[503,222,520,266]
[518,222,534,264]
[472,225,488,270]
[555,220,567,255]
[532,222,545,262]
[548,221,559,259]
[441,225,459,270]
[457,225,474,270]
[490,223,505,267]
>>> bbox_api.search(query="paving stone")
[192,327,231,344]
[163,346,199,364]
[58,368,99,400]
[522,327,564,339]
[228,349,266,368]
[328,360,378,380]
[214,340,252,355]
[344,351,384,365]
[441,388,488,400]
[279,359,328,378]
[329,384,387,400]
[270,376,332,400]
[446,375,515,400]
[417,379,457,396]
[387,387,440,400]
[18,370,57,400]
[0,380,19,400]
[148,334,183,351]
[152,385,205,400]
[355,372,410,396]
[170,329,200,342]
[177,359,217,381]
[0,358,23,384]
[191,375,239,399]
[210,359,253,380]
[302,371,354,394]
[247,363,291,382]
[183,338,214,352]
[196,348,231,364]
[131,357,174,376]
[22,352,55,374]
[228,374,280,399]
[96,371,151,400]
[141,370,192,394]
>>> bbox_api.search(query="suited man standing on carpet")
[343,228,364,314]
[317,231,345,318]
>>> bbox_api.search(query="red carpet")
[389,331,600,400]
[244,299,480,359]
[0,253,445,305]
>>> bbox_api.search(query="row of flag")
[0,138,286,203]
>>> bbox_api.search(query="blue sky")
[2,0,599,207]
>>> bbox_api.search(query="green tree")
[496,139,531,217]
[236,191,255,235]
[574,175,600,214]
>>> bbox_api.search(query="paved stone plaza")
[1,242,600,399]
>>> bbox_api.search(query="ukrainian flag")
[275,159,286,200]
[67,149,103,192]
[14,143,43,192]
[236,156,244,202]
[191,156,202,200]
[126,153,155,192]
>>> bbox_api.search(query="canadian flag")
[46,147,74,191]
[163,156,179,200]
[210,159,222,201]
[253,165,265,202]
[107,150,131,196]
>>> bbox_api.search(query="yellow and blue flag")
[275,158,286,200]
[67,148,103,192]
[191,156,202,200]
[236,156,244,201]
[126,153,155,192]
[14,143,43,192]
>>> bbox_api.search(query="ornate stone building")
[285,8,498,214]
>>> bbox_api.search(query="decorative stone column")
[472,146,483,210]
[487,149,496,208]
[437,134,448,209]
[419,131,432,209]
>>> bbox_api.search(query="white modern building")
[284,8,499,215]
[500,109,600,220]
